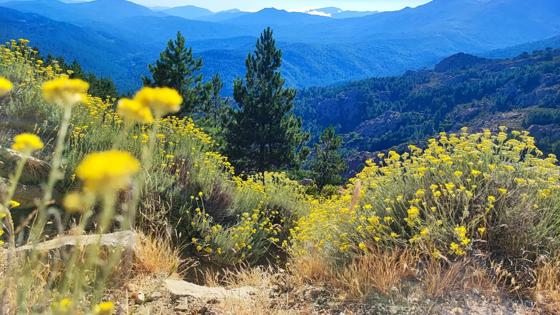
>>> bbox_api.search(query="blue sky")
[131,0,431,12]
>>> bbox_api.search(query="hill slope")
[296,48,560,171]
[0,7,146,91]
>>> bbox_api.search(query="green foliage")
[142,32,212,116]
[310,126,346,191]
[226,28,308,174]
[196,74,231,149]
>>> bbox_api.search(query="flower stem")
[28,104,72,243]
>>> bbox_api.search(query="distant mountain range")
[151,4,376,21]
[0,0,559,93]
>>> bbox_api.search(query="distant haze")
[130,0,431,12]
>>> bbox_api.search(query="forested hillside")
[296,48,560,170]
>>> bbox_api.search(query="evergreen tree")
[199,74,231,148]
[311,126,346,191]
[142,32,211,115]
[226,28,308,174]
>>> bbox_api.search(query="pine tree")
[226,28,308,174]
[199,74,230,148]
[142,31,211,115]
[311,126,346,191]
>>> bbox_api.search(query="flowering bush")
[291,128,560,286]
[0,39,307,271]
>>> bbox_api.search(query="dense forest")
[296,48,560,171]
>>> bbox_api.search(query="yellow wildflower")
[0,76,13,96]
[134,87,182,116]
[51,297,72,313]
[407,206,420,218]
[8,200,20,209]
[449,242,465,255]
[11,133,44,154]
[42,77,89,107]
[116,98,154,124]
[62,192,89,213]
[358,242,367,251]
[93,301,114,315]
[76,150,140,194]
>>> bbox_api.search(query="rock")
[0,177,62,209]
[164,279,257,302]
[12,231,136,253]
[132,292,145,304]
[0,147,50,185]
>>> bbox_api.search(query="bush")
[291,127,560,288]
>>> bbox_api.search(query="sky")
[131,0,432,12]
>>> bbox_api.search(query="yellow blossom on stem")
[0,76,13,96]
[76,150,140,194]
[358,242,367,251]
[11,133,44,154]
[51,297,72,313]
[42,77,89,107]
[62,191,90,213]
[93,301,114,315]
[134,86,182,116]
[8,200,20,209]
[116,98,154,124]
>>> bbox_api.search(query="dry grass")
[423,257,502,300]
[532,259,560,314]
[133,232,184,277]
[337,249,418,299]
[423,259,467,299]
[288,251,335,286]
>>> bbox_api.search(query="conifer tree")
[226,28,308,174]
[311,126,346,191]
[142,31,211,115]
[199,74,230,148]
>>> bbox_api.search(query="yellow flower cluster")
[11,133,44,154]
[133,87,183,116]
[291,127,560,261]
[75,150,140,194]
[117,98,154,124]
[0,76,13,96]
[93,301,114,315]
[42,77,89,107]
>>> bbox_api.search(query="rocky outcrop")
[0,146,57,209]
[12,231,136,253]
[165,279,257,302]
[0,147,50,185]
[0,177,46,209]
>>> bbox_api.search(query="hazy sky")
[131,0,432,12]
